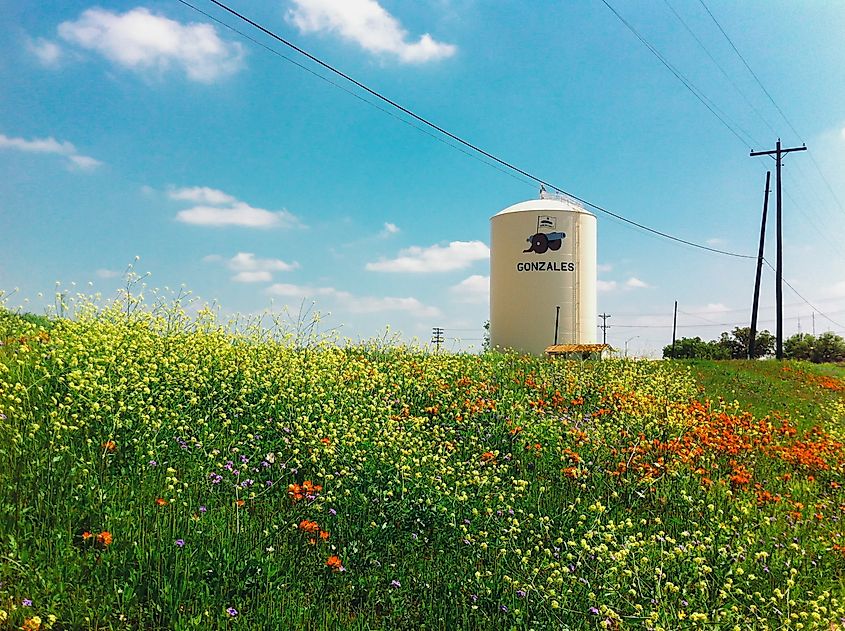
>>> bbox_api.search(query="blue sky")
[2,0,844,355]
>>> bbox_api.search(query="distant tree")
[663,336,729,359]
[784,332,845,363]
[784,333,815,361]
[811,332,845,363]
[716,327,775,359]
[482,320,490,352]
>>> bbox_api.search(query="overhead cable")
[175,0,757,260]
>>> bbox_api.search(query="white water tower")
[489,192,597,354]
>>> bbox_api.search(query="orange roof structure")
[545,344,612,356]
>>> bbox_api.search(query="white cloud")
[288,0,456,64]
[450,274,489,304]
[598,263,613,273]
[68,154,103,170]
[0,133,101,170]
[95,268,121,279]
[204,251,299,282]
[28,37,62,66]
[597,280,617,293]
[232,270,273,283]
[266,283,439,318]
[169,186,236,205]
[381,222,400,236]
[228,252,298,273]
[706,237,727,247]
[0,134,74,154]
[176,202,301,229]
[841,127,845,141]
[626,277,652,289]
[172,186,302,229]
[57,7,244,82]
[366,240,489,273]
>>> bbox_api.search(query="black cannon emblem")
[524,230,565,254]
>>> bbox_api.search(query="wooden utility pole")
[750,139,807,359]
[598,313,611,345]
[671,301,678,359]
[748,171,771,359]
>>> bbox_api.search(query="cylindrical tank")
[490,194,597,354]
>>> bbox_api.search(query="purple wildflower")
[226,607,238,617]
[329,508,337,516]
[175,539,185,548]
[470,594,478,603]
[22,599,32,607]
[148,460,157,467]
[500,605,508,613]
[390,580,401,588]
[589,607,599,615]
[516,590,526,598]
[199,505,207,513]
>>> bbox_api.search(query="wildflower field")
[1,299,845,630]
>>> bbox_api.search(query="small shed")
[544,343,611,360]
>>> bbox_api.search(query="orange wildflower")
[236,499,246,507]
[96,531,113,547]
[82,531,92,540]
[155,498,168,506]
[562,466,579,479]
[22,618,41,631]
[326,555,343,572]
[299,520,320,534]
[481,451,496,462]
[320,530,330,541]
[321,437,331,445]
[102,440,116,452]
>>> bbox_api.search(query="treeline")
[663,326,845,363]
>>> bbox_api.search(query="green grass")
[682,359,845,428]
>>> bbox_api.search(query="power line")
[176,0,756,260]
[762,258,845,330]
[599,0,756,149]
[661,0,775,143]
[171,0,536,190]
[696,0,802,143]
[697,0,845,219]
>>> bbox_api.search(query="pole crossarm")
[750,145,807,157]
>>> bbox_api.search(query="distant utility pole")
[750,139,807,360]
[812,313,815,336]
[748,171,771,360]
[431,327,444,351]
[554,306,561,345]
[598,313,611,345]
[671,301,678,359]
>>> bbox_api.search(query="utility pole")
[554,306,560,345]
[812,312,815,336]
[750,139,807,359]
[598,313,611,345]
[748,171,771,360]
[431,327,444,352]
[671,301,678,358]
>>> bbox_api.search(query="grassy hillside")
[1,305,845,630]
[685,359,845,428]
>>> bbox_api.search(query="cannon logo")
[523,215,566,254]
